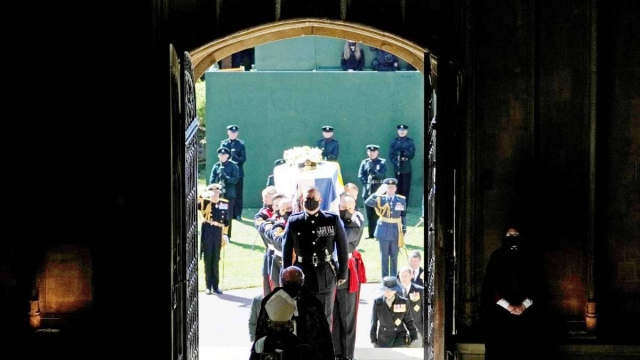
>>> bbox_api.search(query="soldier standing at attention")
[209,147,240,241]
[317,125,339,161]
[389,124,416,206]
[358,144,387,239]
[282,185,349,326]
[197,183,230,295]
[220,125,246,220]
[365,178,407,278]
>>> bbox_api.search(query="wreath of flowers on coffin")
[283,146,323,170]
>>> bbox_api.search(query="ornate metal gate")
[170,44,200,360]
[426,53,437,360]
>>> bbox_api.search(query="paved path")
[199,282,425,360]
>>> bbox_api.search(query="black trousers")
[397,172,412,206]
[312,287,337,329]
[225,199,235,238]
[332,287,358,358]
[234,177,244,217]
[201,223,223,291]
[365,205,379,238]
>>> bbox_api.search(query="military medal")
[414,304,421,312]
[393,304,407,312]
[395,318,402,326]
[409,292,420,301]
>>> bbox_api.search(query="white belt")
[268,244,275,251]
[273,250,283,257]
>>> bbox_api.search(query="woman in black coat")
[370,276,418,348]
[481,220,562,360]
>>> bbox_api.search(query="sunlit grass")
[197,182,425,291]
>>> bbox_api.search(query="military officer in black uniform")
[209,147,240,240]
[197,183,230,295]
[332,194,365,360]
[398,265,425,347]
[388,124,416,206]
[220,124,246,220]
[316,125,339,161]
[358,144,388,239]
[266,158,286,187]
[282,185,349,326]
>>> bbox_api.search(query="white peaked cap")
[265,289,296,322]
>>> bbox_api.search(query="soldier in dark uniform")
[220,124,246,220]
[370,276,418,348]
[365,178,407,278]
[260,196,293,289]
[197,183,230,295]
[388,124,416,206]
[398,265,425,347]
[266,159,286,187]
[332,195,365,360]
[253,185,278,296]
[209,147,240,240]
[282,185,349,326]
[358,144,387,239]
[316,125,339,161]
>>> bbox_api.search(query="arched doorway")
[177,18,443,360]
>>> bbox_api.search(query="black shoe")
[366,236,375,239]
[235,215,242,221]
[213,288,223,294]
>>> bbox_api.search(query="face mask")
[505,234,523,250]
[304,198,320,211]
[283,283,303,298]
[267,204,273,212]
[282,211,292,221]
[339,210,352,221]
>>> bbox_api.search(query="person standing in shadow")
[481,220,564,360]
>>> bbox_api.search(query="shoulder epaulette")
[238,139,245,144]
[379,158,386,163]
[397,194,406,199]
[219,198,229,203]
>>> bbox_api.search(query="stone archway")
[190,18,428,78]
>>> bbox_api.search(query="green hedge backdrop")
[203,36,425,208]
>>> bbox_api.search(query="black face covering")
[505,234,523,250]
[339,210,352,221]
[267,204,273,212]
[281,211,292,221]
[283,282,303,298]
[304,198,320,211]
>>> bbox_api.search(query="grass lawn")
[197,187,426,292]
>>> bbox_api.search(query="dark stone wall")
[3,0,638,358]
[461,0,640,343]
[598,0,640,343]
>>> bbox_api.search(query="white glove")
[375,184,388,196]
